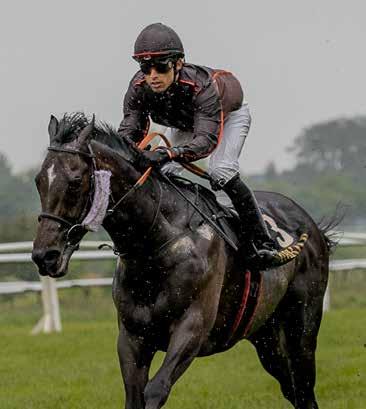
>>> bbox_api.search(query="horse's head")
[32,114,96,278]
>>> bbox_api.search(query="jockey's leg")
[223,174,281,265]
[208,104,281,266]
[208,103,250,207]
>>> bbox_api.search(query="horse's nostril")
[44,250,60,261]
[32,248,60,267]
[44,249,61,263]
[32,249,44,265]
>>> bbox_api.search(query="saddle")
[169,175,306,255]
[169,175,240,247]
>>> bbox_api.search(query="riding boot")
[222,174,280,267]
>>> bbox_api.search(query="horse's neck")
[93,141,173,255]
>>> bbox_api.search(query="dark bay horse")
[32,114,330,409]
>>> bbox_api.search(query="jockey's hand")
[137,148,172,170]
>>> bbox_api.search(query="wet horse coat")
[32,114,330,409]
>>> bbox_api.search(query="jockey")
[118,22,281,267]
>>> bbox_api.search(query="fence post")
[323,283,330,312]
[31,276,62,334]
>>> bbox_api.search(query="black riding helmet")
[133,23,184,61]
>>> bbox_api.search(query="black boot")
[222,174,279,267]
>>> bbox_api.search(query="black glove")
[137,148,172,170]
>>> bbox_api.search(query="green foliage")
[0,154,39,219]
[289,116,366,178]
[251,116,366,226]
[0,153,40,247]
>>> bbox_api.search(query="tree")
[264,161,278,179]
[0,152,40,243]
[251,116,366,227]
[288,116,366,179]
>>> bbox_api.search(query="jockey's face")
[144,59,183,93]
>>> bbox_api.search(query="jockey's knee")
[209,167,238,191]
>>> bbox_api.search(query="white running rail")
[0,235,365,333]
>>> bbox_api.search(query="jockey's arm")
[171,84,223,163]
[117,78,149,143]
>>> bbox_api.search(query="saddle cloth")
[170,176,305,251]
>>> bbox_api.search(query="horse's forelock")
[48,112,139,166]
[50,113,89,146]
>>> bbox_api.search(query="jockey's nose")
[149,67,159,78]
[32,247,61,275]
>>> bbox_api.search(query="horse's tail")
[317,204,346,253]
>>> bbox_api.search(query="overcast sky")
[0,0,365,174]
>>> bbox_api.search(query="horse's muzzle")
[32,247,61,277]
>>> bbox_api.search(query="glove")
[137,148,172,170]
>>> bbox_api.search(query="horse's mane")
[54,112,128,155]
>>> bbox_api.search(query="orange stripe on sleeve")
[217,110,225,145]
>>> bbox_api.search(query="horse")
[32,113,331,409]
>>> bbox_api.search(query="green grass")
[328,269,366,309]
[332,244,366,260]
[0,308,365,409]
[0,268,365,408]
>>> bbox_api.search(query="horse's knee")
[144,378,171,409]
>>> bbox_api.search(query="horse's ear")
[48,115,59,142]
[77,114,95,146]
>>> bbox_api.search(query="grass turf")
[0,308,365,409]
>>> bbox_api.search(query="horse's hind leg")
[250,287,324,409]
[249,317,298,406]
[281,288,324,409]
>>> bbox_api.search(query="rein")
[38,132,233,251]
[108,132,210,213]
[109,133,238,251]
[139,132,211,180]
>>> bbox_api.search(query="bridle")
[37,143,163,250]
[38,145,97,247]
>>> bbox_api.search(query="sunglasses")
[139,59,174,75]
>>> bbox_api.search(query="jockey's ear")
[176,58,184,71]
[48,115,59,142]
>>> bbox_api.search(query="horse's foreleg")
[117,323,155,409]
[144,304,205,409]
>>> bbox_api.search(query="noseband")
[38,145,96,246]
